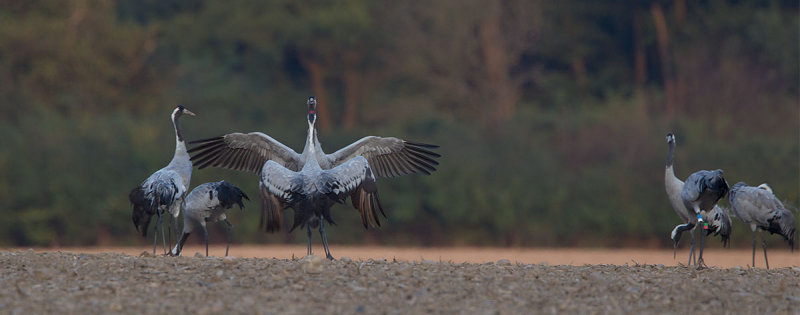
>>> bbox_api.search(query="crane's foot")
[695,257,707,269]
[325,253,334,260]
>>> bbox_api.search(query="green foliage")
[0,0,796,248]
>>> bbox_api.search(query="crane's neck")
[664,140,683,203]
[305,121,317,153]
[303,120,324,157]
[665,141,680,180]
[301,121,325,170]
[665,140,675,168]
[169,113,190,167]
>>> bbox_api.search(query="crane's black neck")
[666,141,675,168]
[173,113,184,142]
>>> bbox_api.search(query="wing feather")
[189,133,301,174]
[325,136,440,178]
[402,151,435,174]
[324,156,385,229]
[258,161,303,232]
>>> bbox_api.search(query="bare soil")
[1,247,798,314]
[44,245,800,268]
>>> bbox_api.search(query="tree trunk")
[342,52,361,130]
[651,3,677,115]
[633,10,647,88]
[478,8,519,123]
[299,55,332,131]
[96,225,112,246]
[674,0,687,24]
[673,0,687,114]
[68,0,87,43]
[571,57,587,87]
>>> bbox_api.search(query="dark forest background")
[0,0,797,248]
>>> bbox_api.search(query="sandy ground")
[1,249,798,314]
[32,245,800,268]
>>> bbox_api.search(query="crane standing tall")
[130,105,195,254]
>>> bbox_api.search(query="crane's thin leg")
[152,213,159,255]
[173,214,180,251]
[761,231,769,270]
[202,225,209,257]
[223,219,233,257]
[751,229,757,268]
[688,227,696,266]
[157,212,168,255]
[166,217,171,250]
[697,227,706,268]
[673,224,681,259]
[306,224,313,256]
[319,218,334,260]
[165,216,171,250]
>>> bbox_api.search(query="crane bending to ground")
[679,167,729,268]
[664,133,732,266]
[728,182,796,269]
[129,105,195,255]
[170,180,249,257]
[188,97,440,259]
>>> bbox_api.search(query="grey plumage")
[664,133,731,266]
[707,206,732,247]
[681,170,729,214]
[679,168,729,267]
[130,105,195,254]
[170,181,249,257]
[188,96,440,259]
[729,182,796,269]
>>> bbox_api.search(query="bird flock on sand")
[129,100,795,268]
[129,97,440,260]
[664,133,795,269]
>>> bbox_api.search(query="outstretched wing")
[189,132,302,174]
[324,136,440,178]
[259,161,303,232]
[325,156,385,229]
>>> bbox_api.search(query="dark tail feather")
[216,180,249,209]
[704,172,729,199]
[130,186,153,237]
[289,206,305,233]
[260,183,283,233]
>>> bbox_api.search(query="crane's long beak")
[673,242,677,259]
[184,109,196,116]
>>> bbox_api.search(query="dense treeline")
[0,0,797,248]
